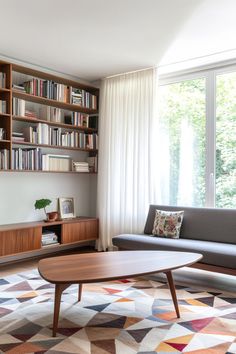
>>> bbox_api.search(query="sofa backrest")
[144,204,236,244]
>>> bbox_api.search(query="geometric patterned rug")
[0,270,236,354]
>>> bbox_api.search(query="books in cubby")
[41,230,59,247]
[0,100,6,114]
[0,149,9,169]
[12,148,73,172]
[21,123,98,149]
[0,73,6,88]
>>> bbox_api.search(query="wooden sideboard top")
[0,217,98,232]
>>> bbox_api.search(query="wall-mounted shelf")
[0,60,99,173]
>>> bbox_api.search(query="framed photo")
[58,197,75,219]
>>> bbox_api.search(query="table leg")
[165,271,180,318]
[78,283,83,302]
[53,283,71,337]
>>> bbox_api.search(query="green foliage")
[34,199,52,210]
[159,72,236,208]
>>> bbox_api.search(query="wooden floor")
[1,249,236,294]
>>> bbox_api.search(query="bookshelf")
[0,60,99,173]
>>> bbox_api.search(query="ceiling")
[0,0,236,82]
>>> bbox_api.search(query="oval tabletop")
[38,251,202,284]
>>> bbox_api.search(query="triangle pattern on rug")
[127,328,153,343]
[180,317,215,332]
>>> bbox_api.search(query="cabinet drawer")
[0,227,41,256]
[62,220,98,244]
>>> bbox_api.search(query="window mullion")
[205,71,216,207]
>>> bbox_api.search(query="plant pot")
[46,211,58,222]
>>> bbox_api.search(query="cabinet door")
[0,227,42,256]
[62,220,98,244]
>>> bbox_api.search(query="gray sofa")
[112,205,236,275]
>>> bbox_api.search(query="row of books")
[0,72,6,89]
[65,113,98,129]
[0,100,6,114]
[0,149,9,169]
[41,230,59,247]
[20,123,98,149]
[12,148,42,170]
[23,79,69,102]
[12,98,98,128]
[11,148,98,172]
[13,80,98,109]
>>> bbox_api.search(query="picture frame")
[58,197,75,219]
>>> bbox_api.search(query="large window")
[159,66,236,208]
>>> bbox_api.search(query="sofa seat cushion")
[112,234,236,269]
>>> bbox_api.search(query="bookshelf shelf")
[6,169,97,174]
[0,113,11,117]
[0,88,10,93]
[0,139,11,143]
[13,115,97,133]
[0,59,99,173]
[12,90,98,114]
[12,140,98,152]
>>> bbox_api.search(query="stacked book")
[41,230,59,247]
[12,97,26,116]
[0,149,9,170]
[42,154,72,171]
[12,132,25,142]
[0,100,6,114]
[73,161,89,172]
[25,109,37,119]
[12,84,26,92]
[0,72,6,88]
[12,148,42,170]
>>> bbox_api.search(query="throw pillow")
[152,209,184,238]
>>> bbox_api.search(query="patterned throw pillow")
[152,209,184,238]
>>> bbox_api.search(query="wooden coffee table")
[38,250,202,336]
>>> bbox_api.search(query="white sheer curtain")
[97,68,162,251]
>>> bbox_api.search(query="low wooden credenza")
[0,217,98,264]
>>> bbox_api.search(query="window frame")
[158,62,236,208]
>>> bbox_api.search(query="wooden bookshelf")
[0,60,99,173]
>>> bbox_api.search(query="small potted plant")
[34,199,58,222]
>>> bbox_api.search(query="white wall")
[0,172,96,224]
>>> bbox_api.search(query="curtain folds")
[97,68,160,251]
